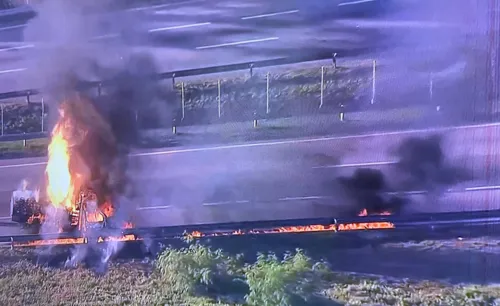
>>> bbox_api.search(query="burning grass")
[2,237,500,306]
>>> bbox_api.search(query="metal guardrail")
[0,53,351,142]
[0,53,339,101]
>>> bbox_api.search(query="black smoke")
[337,135,471,216]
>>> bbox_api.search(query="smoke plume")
[337,135,471,215]
[22,0,171,270]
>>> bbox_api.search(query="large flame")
[46,122,74,210]
[45,99,90,212]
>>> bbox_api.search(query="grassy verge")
[174,65,370,125]
[0,138,48,158]
[1,237,500,306]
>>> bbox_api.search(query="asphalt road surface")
[2,121,500,227]
[0,0,485,92]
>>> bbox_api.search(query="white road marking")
[338,0,376,6]
[203,200,250,206]
[196,37,279,50]
[465,185,500,192]
[127,0,204,11]
[241,10,299,20]
[4,121,500,168]
[136,205,172,210]
[0,44,34,52]
[0,68,26,75]
[313,161,396,169]
[0,25,26,31]
[279,196,327,201]
[0,162,47,169]
[149,22,211,33]
[90,33,120,40]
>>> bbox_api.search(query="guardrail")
[0,52,341,101]
[1,52,365,142]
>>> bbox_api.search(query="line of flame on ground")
[189,221,395,238]
[13,234,140,248]
[11,220,395,247]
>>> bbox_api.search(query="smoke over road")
[336,135,471,216]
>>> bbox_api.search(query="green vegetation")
[1,240,500,306]
[175,65,370,124]
[0,137,48,158]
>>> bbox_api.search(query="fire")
[46,122,74,210]
[358,209,392,217]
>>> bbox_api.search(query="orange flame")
[46,123,74,210]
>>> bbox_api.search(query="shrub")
[155,243,242,297]
[244,249,328,306]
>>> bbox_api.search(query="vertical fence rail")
[181,82,185,121]
[0,104,3,136]
[41,97,44,132]
[266,72,270,114]
[320,66,325,109]
[217,79,221,118]
[371,60,377,105]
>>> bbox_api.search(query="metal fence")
[0,55,440,141]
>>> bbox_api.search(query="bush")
[244,249,329,306]
[155,243,242,297]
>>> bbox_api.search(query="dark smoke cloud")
[22,0,175,270]
[337,135,471,215]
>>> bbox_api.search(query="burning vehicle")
[12,94,133,235]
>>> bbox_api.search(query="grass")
[2,237,500,306]
[0,138,48,158]
[174,65,370,125]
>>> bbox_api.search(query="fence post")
[266,72,270,114]
[26,92,31,104]
[41,97,44,132]
[217,79,221,118]
[181,82,185,121]
[320,66,325,108]
[0,104,3,136]
[249,64,254,78]
[429,72,439,111]
[172,73,176,89]
[97,83,102,97]
[371,60,376,105]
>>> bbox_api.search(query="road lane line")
[196,37,279,50]
[0,162,46,169]
[279,196,326,201]
[465,185,500,191]
[133,121,500,157]
[0,68,26,75]
[90,33,120,40]
[203,200,250,206]
[0,44,34,52]
[127,0,204,11]
[4,121,500,168]
[137,205,172,210]
[0,25,26,31]
[149,22,211,33]
[338,0,376,6]
[241,10,299,20]
[313,161,396,169]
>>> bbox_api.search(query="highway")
[2,121,500,228]
[0,0,483,93]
